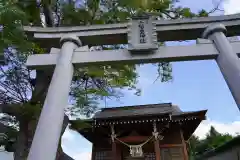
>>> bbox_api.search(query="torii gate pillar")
[203,24,240,110]
[27,35,81,160]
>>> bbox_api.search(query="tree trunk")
[14,120,29,160]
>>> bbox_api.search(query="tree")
[188,126,233,158]
[0,0,219,159]
[188,135,200,159]
[0,0,144,159]
[202,126,233,152]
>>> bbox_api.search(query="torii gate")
[24,14,240,160]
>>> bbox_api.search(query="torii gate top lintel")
[24,13,240,49]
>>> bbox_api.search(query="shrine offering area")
[70,103,207,160]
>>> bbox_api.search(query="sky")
[61,0,240,159]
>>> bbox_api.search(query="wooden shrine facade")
[70,103,207,160]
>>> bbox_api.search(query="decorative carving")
[110,125,116,142]
[152,122,159,140]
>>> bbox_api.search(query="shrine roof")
[69,103,207,142]
[93,103,197,120]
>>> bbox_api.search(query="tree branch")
[30,70,51,104]
[42,0,55,27]
[207,0,224,15]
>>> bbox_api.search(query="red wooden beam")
[159,144,183,148]
[154,140,161,160]
[91,144,96,160]
[118,135,150,143]
[112,142,121,160]
[180,130,189,160]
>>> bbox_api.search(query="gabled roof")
[70,103,207,143]
[93,103,183,119]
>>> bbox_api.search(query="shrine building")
[70,103,207,160]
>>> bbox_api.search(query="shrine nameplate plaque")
[128,15,158,52]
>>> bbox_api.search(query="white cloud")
[71,152,91,160]
[62,128,92,160]
[223,0,240,15]
[62,127,75,141]
[194,120,240,139]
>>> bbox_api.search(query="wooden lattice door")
[95,151,112,160]
[160,147,184,160]
[145,153,156,160]
[124,153,156,160]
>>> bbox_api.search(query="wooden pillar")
[91,144,96,160]
[154,139,161,160]
[112,141,121,160]
[180,129,189,160]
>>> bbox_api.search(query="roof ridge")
[101,103,173,111]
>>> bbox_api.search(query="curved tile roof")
[93,103,183,119]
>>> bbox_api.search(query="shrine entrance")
[71,103,206,160]
[24,13,240,160]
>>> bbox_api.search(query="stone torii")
[24,14,240,160]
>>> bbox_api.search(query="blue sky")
[61,0,240,159]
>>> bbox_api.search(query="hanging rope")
[114,136,154,157]
[110,124,158,157]
[114,135,154,148]
[110,122,169,157]
[110,124,154,147]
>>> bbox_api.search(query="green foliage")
[69,63,138,117]
[0,0,213,127]
[180,8,196,18]
[0,0,215,122]
[61,3,92,25]
[69,119,92,131]
[0,0,33,53]
[188,126,234,158]
[198,9,209,17]
[0,0,221,158]
[59,0,188,115]
[16,0,41,25]
[188,135,200,157]
[55,1,210,114]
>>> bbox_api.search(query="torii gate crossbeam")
[26,39,240,68]
[25,14,240,160]
[24,14,240,47]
